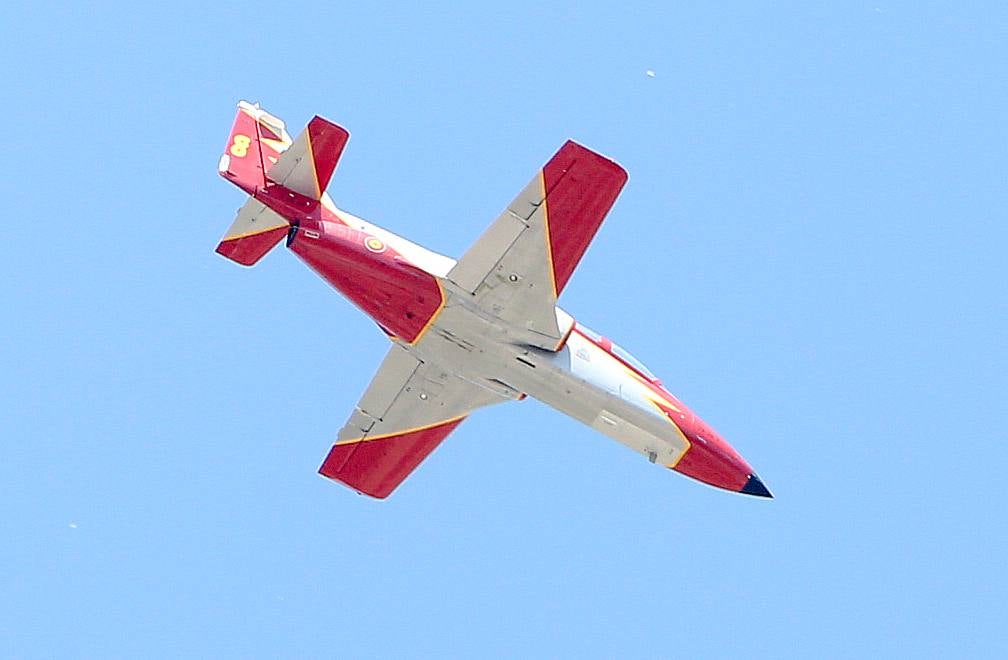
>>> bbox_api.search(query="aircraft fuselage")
[285,197,763,495]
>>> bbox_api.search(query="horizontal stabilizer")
[266,116,349,199]
[215,199,289,266]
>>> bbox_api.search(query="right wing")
[447,141,627,349]
[319,345,509,498]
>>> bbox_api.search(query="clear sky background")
[3,2,1006,658]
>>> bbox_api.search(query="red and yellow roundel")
[364,236,386,253]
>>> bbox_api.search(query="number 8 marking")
[230,134,252,157]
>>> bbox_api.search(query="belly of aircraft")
[406,297,690,468]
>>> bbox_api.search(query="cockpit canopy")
[574,323,659,383]
[610,343,658,382]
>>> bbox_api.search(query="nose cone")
[671,419,770,498]
[740,473,773,498]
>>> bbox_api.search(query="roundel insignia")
[364,236,386,253]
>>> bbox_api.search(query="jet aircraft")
[215,102,771,499]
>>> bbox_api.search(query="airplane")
[214,101,772,500]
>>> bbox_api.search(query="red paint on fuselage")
[649,387,753,491]
[646,382,753,491]
[288,219,443,344]
[672,415,753,492]
[233,175,444,345]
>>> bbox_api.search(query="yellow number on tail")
[230,134,252,157]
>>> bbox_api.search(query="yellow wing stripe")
[335,414,467,446]
[539,171,559,299]
[408,279,447,346]
[222,222,289,241]
[304,128,322,199]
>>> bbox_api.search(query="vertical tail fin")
[218,101,293,195]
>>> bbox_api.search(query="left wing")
[447,141,627,350]
[319,345,508,498]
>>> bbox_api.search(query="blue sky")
[3,2,1006,657]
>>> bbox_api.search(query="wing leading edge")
[447,141,627,349]
[319,345,508,498]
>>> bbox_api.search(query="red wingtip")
[319,418,464,498]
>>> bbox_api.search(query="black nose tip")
[740,473,773,498]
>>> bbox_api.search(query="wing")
[447,141,627,349]
[319,345,508,498]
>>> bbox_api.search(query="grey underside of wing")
[337,344,511,442]
[446,177,562,348]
